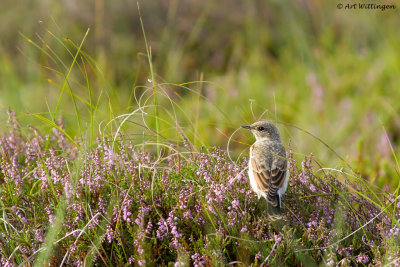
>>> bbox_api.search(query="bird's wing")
[251,147,287,206]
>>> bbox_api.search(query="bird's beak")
[241,125,251,130]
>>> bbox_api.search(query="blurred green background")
[0,0,399,187]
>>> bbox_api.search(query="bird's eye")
[257,126,265,131]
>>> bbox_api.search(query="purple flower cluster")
[1,111,399,265]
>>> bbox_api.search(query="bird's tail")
[267,196,282,221]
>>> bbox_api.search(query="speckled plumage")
[242,121,289,220]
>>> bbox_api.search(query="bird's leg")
[276,195,281,211]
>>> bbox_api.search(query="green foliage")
[0,1,399,184]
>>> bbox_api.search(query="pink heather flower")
[34,228,44,243]
[310,184,317,192]
[207,205,216,215]
[11,207,28,224]
[171,237,182,250]
[156,220,168,240]
[307,219,318,227]
[326,259,335,266]
[104,146,116,166]
[64,180,73,200]
[232,199,240,210]
[298,173,309,184]
[183,211,192,219]
[204,174,211,183]
[191,253,206,267]
[45,207,55,224]
[214,186,225,203]
[145,221,153,235]
[128,256,135,264]
[274,234,283,244]
[387,256,400,266]
[227,210,237,226]
[240,226,248,233]
[106,225,114,243]
[171,226,182,238]
[389,227,400,237]
[122,199,133,223]
[356,254,369,264]
[69,244,77,253]
[1,256,13,267]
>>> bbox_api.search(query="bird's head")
[241,120,281,142]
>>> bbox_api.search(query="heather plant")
[1,110,399,266]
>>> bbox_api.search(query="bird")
[242,120,289,220]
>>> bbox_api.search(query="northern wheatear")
[242,121,289,220]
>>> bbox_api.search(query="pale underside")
[248,143,289,207]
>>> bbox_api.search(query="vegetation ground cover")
[1,1,400,265]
